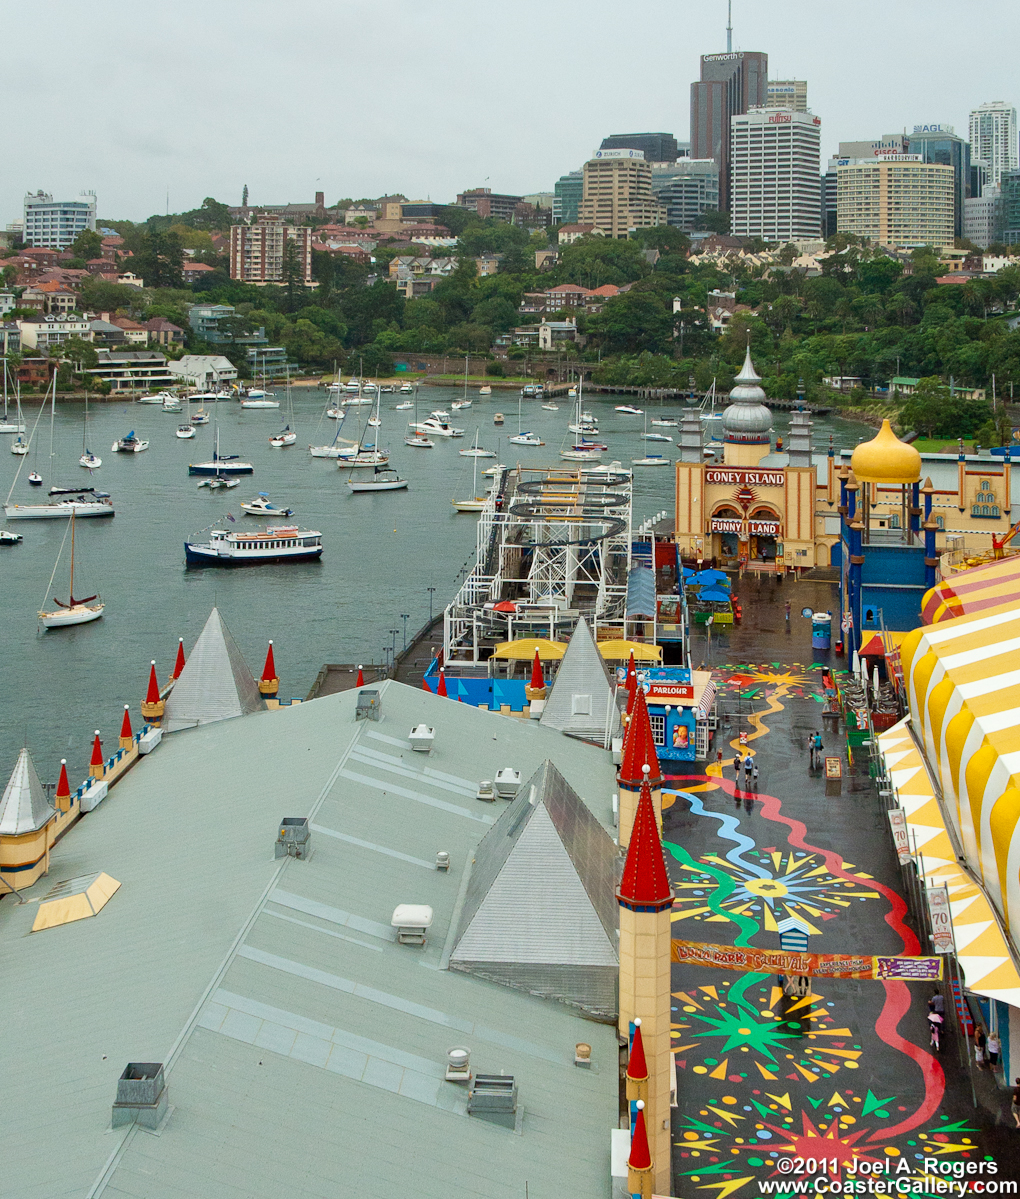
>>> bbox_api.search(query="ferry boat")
[184,525,322,566]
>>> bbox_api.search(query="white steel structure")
[969,102,1018,186]
[443,465,633,663]
[23,191,96,250]
[729,107,821,241]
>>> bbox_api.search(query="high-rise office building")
[909,125,970,239]
[964,187,1002,248]
[971,159,991,199]
[729,108,821,242]
[579,151,665,238]
[836,157,955,249]
[999,173,1020,245]
[969,102,1018,186]
[553,170,583,224]
[23,191,97,249]
[821,165,839,239]
[651,160,720,230]
[690,50,768,211]
[600,132,679,165]
[766,80,807,113]
[837,133,910,159]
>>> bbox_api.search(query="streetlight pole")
[389,629,399,658]
[427,587,436,622]
[401,613,410,650]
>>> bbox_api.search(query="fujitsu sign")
[706,467,785,487]
[768,113,792,124]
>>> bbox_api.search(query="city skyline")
[2,0,1018,224]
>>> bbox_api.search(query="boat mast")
[49,371,56,466]
[68,509,75,603]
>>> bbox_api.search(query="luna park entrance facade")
[710,508,782,567]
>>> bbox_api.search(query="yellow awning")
[491,638,567,661]
[877,720,1020,1005]
[596,639,663,662]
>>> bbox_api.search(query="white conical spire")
[734,343,761,385]
[0,748,56,836]
[723,343,771,439]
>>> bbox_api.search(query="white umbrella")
[873,665,880,693]
[851,649,860,675]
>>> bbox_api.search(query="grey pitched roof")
[163,607,263,732]
[0,747,55,835]
[0,681,617,1198]
[539,616,621,744]
[626,564,656,619]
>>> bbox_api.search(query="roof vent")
[391,903,433,946]
[574,1042,592,1068]
[493,768,521,799]
[436,851,450,871]
[475,779,496,802]
[467,1074,518,1128]
[355,689,380,721]
[408,724,435,753]
[275,817,311,860]
[112,1063,168,1129]
[31,871,120,933]
[446,1046,471,1082]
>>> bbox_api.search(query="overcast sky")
[3,0,1018,224]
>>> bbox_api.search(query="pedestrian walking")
[975,1028,987,1068]
[785,600,791,625]
[928,991,945,1016]
[752,761,760,789]
[1011,1079,1020,1129]
[733,753,742,782]
[988,1032,1000,1067]
[743,755,753,786]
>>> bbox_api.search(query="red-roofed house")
[109,315,149,345]
[19,281,78,315]
[182,261,217,284]
[557,223,599,245]
[144,317,185,347]
[87,258,119,276]
[584,283,621,313]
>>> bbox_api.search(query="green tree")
[281,240,307,312]
[70,228,103,261]
[588,291,674,353]
[134,230,184,288]
[58,336,99,371]
[693,209,730,234]
[898,376,992,438]
[630,226,691,256]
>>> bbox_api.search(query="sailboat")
[452,446,489,513]
[459,429,496,458]
[189,424,253,475]
[310,401,359,458]
[641,411,671,442]
[508,393,543,446]
[561,378,603,461]
[404,386,434,447]
[1,359,25,434]
[270,372,297,446]
[76,393,102,467]
[478,384,492,396]
[177,392,196,439]
[37,511,105,628]
[347,466,408,493]
[338,391,390,468]
[452,358,472,410]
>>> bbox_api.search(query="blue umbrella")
[700,588,731,602]
[701,569,728,582]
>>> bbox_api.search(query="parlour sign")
[705,468,785,487]
[645,681,695,701]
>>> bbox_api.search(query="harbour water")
[0,385,873,781]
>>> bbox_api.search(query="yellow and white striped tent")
[891,601,1020,1003]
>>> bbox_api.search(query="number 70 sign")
[926,885,955,955]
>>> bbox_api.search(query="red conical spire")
[120,705,132,738]
[90,731,103,767]
[56,759,71,803]
[617,774,673,910]
[619,687,662,788]
[171,637,186,680]
[437,667,448,697]
[627,1018,648,1082]
[422,674,431,692]
[628,1100,652,1171]
[529,649,544,690]
[145,661,160,704]
[262,641,277,682]
[356,664,365,687]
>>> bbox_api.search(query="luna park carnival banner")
[671,939,943,981]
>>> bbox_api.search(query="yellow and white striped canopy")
[877,720,1020,1005]
[898,604,1020,989]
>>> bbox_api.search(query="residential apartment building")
[909,124,971,238]
[455,188,523,222]
[651,160,720,230]
[600,132,680,165]
[230,217,313,284]
[88,350,173,393]
[836,157,955,249]
[766,80,807,113]
[553,171,583,224]
[969,102,1018,186]
[729,108,821,242]
[579,151,665,239]
[690,50,768,210]
[23,191,97,250]
[964,187,1002,248]
[188,303,267,349]
[17,313,93,351]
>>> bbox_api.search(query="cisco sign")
[913,123,954,134]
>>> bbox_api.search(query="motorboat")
[197,475,240,490]
[11,436,29,455]
[362,381,377,393]
[459,430,496,458]
[482,463,506,478]
[541,403,559,411]
[561,444,603,461]
[345,378,361,392]
[136,391,172,404]
[185,524,322,566]
[430,409,451,419]
[478,385,492,396]
[642,432,672,442]
[177,425,196,439]
[395,400,414,410]
[615,405,643,414]
[326,405,344,419]
[162,396,182,412]
[241,493,293,517]
[241,397,280,409]
[567,422,599,435]
[189,392,221,404]
[568,387,577,398]
[632,454,670,466]
[409,416,464,438]
[112,432,149,453]
[38,510,104,629]
[5,496,115,519]
[245,388,274,400]
[399,382,414,393]
[522,385,537,398]
[0,529,22,545]
[28,472,42,485]
[651,417,678,427]
[269,425,297,447]
[368,416,381,427]
[347,467,408,493]
[509,432,543,446]
[405,434,434,448]
[379,385,394,394]
[493,413,504,425]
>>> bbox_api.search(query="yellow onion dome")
[850,419,922,484]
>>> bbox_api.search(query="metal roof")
[163,606,264,732]
[539,617,621,745]
[0,680,618,1198]
[0,746,55,836]
[625,565,656,620]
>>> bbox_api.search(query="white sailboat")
[177,392,196,440]
[641,412,671,442]
[508,393,543,446]
[37,510,105,628]
[452,446,489,513]
[459,429,496,458]
[404,386,434,447]
[338,391,390,468]
[79,393,102,467]
[270,372,297,446]
[347,466,408,492]
[561,378,603,461]
[1,360,26,434]
[452,357,472,410]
